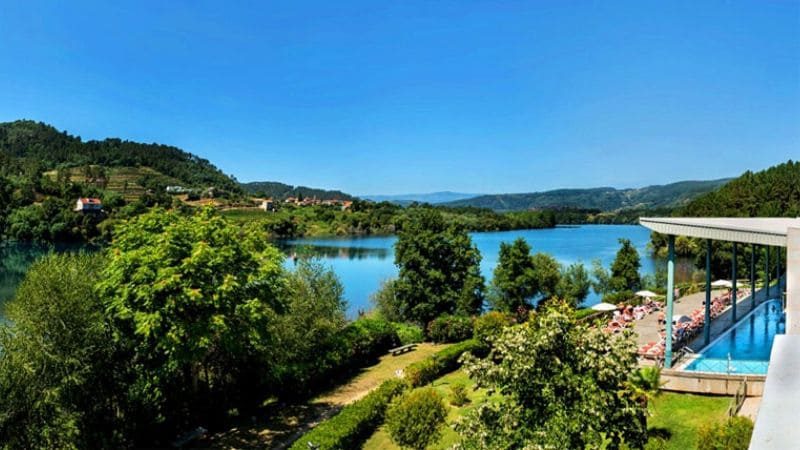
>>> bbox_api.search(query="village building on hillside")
[260,199,275,212]
[166,185,189,194]
[74,197,103,213]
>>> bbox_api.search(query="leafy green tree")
[386,388,447,450]
[456,299,648,449]
[273,258,348,388]
[591,258,613,296]
[610,238,641,292]
[371,278,404,322]
[0,253,123,449]
[556,262,591,306]
[489,238,537,313]
[394,209,484,325]
[490,238,563,313]
[98,207,286,441]
[531,252,561,300]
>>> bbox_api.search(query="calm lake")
[282,224,680,317]
[0,225,688,319]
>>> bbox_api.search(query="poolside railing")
[727,377,747,417]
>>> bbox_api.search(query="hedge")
[290,338,483,449]
[278,317,399,398]
[427,314,474,343]
[288,379,407,450]
[405,338,483,387]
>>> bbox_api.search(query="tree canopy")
[393,209,485,325]
[456,299,648,449]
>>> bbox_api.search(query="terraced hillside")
[43,166,184,201]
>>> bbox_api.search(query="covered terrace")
[639,217,800,450]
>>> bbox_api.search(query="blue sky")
[0,1,798,195]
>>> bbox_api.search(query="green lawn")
[362,370,502,450]
[647,392,731,449]
[363,373,731,450]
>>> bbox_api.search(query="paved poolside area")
[632,279,785,357]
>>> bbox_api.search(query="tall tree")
[393,209,484,325]
[490,238,563,313]
[0,253,122,449]
[610,238,641,292]
[556,262,591,306]
[98,207,286,442]
[490,238,538,313]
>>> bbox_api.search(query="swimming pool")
[683,299,785,375]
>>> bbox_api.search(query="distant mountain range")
[362,191,481,205]
[441,179,732,212]
[239,181,354,201]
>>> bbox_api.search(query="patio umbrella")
[711,279,733,288]
[635,290,659,298]
[591,302,618,312]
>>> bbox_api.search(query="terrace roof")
[639,217,800,247]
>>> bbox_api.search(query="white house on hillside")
[74,197,102,212]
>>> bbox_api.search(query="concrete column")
[751,244,756,309]
[787,228,800,334]
[704,239,711,346]
[665,235,676,368]
[766,246,771,299]
[732,242,737,322]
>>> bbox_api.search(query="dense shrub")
[427,314,474,343]
[697,416,754,450]
[449,383,469,406]
[473,311,515,346]
[338,317,399,362]
[405,339,483,387]
[601,290,635,305]
[392,322,424,345]
[386,388,447,450]
[281,317,399,398]
[289,379,407,450]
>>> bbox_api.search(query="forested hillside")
[0,120,244,242]
[444,179,731,212]
[0,120,240,193]
[680,160,800,217]
[240,181,354,200]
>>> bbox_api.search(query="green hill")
[443,179,731,212]
[240,181,354,201]
[680,160,800,217]
[0,120,241,193]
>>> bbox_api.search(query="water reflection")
[276,242,390,261]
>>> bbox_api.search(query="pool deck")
[633,278,785,365]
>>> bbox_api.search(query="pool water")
[684,299,785,375]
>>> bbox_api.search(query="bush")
[279,317,399,398]
[338,317,399,362]
[289,379,407,450]
[386,388,447,450]
[427,314,473,343]
[473,311,514,346]
[392,322,424,345]
[449,383,469,406]
[697,416,754,450]
[405,339,483,387]
[602,290,635,306]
